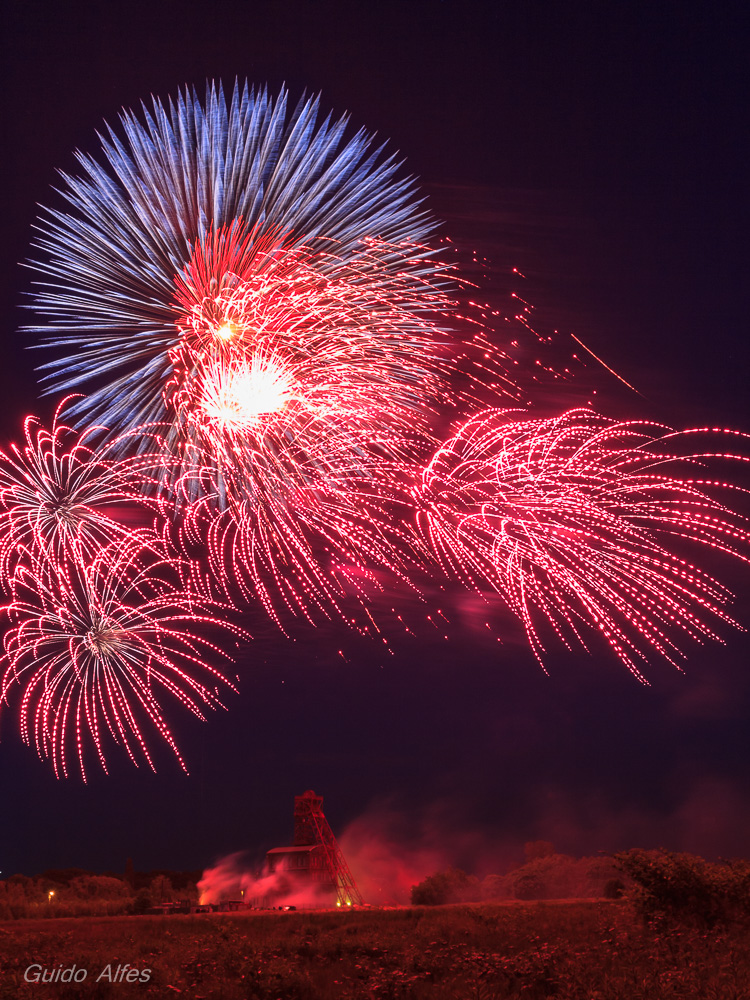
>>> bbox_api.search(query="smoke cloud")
[198,852,331,908]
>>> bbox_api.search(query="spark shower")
[1,81,748,778]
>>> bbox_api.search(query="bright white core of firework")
[200,355,295,428]
[214,322,236,342]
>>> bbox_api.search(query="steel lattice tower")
[293,790,363,907]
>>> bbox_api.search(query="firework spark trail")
[173,471,426,629]
[416,408,750,678]
[1,534,244,780]
[0,405,158,585]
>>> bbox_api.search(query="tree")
[411,869,481,906]
[149,875,174,903]
[69,876,130,899]
[132,889,152,914]
[614,849,750,926]
[38,868,89,885]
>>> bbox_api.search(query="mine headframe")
[294,790,363,907]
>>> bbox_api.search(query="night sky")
[2,1,750,883]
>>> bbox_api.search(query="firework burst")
[14,76,750,763]
[166,222,451,500]
[0,406,153,584]
[27,82,443,442]
[160,222,451,621]
[1,535,242,780]
[25,84,463,622]
[417,408,750,678]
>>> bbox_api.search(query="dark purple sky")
[2,0,750,879]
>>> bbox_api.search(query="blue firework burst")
[27,81,440,440]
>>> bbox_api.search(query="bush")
[410,868,482,906]
[614,849,750,926]
[514,871,545,900]
[132,889,152,915]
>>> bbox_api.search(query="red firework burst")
[416,408,750,677]
[157,223,452,617]
[0,407,152,584]
[1,534,243,780]
[167,223,452,480]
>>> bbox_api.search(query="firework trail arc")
[417,408,750,676]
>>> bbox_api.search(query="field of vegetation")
[2,898,750,999]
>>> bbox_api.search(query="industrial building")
[261,790,363,908]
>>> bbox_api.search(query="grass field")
[1,900,748,999]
